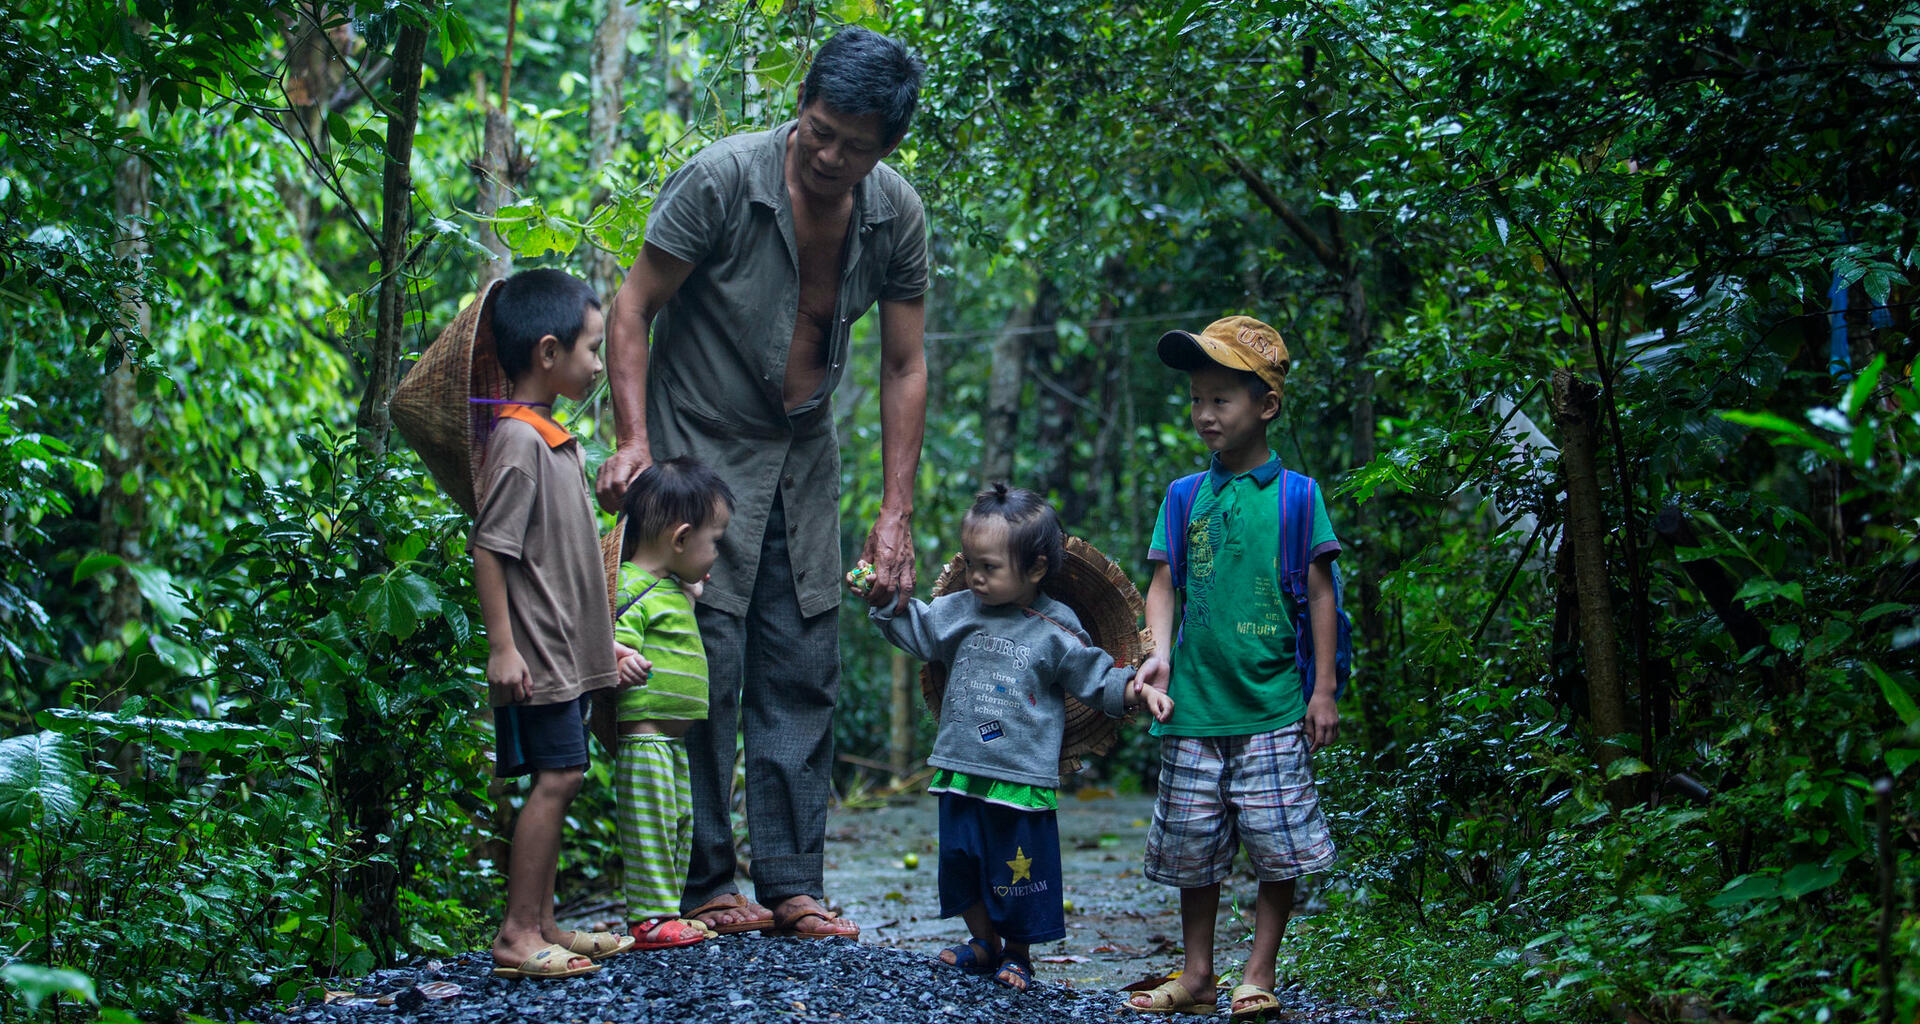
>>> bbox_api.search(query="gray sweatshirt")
[871,591,1133,788]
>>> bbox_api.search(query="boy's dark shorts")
[493,695,589,778]
[937,793,1065,944]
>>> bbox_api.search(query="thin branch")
[1213,144,1343,271]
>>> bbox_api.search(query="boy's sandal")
[491,944,601,980]
[936,938,999,975]
[994,953,1035,993]
[1228,984,1280,1020]
[558,929,635,960]
[628,917,709,950]
[1123,978,1216,1015]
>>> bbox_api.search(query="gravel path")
[264,794,1394,1023]
[285,936,1382,1023]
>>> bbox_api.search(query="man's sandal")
[994,952,1035,992]
[936,938,999,975]
[490,944,601,980]
[559,929,636,960]
[628,917,709,950]
[685,893,775,935]
[772,898,860,939]
[1123,978,1216,1015]
[1228,984,1280,1020]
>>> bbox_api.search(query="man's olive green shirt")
[642,120,929,618]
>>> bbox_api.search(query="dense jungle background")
[1,1,1916,1021]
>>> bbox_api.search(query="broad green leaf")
[1886,748,1920,777]
[1843,354,1886,418]
[351,570,438,641]
[0,732,85,830]
[128,563,192,624]
[1867,663,1920,726]
[1779,861,1842,899]
[1706,873,1779,907]
[1718,410,1843,460]
[38,707,293,753]
[0,964,96,1013]
[71,551,125,584]
[1634,894,1682,914]
[1606,756,1650,780]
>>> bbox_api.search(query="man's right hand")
[595,444,653,513]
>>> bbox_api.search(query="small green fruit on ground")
[903,852,920,869]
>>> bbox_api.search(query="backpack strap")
[1274,469,1316,602]
[1163,472,1207,590]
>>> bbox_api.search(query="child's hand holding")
[1135,654,1170,693]
[615,642,652,689]
[1128,678,1175,723]
[844,560,876,597]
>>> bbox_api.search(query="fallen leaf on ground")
[1038,954,1090,964]
[417,982,462,1000]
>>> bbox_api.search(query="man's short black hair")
[621,456,736,555]
[965,483,1064,581]
[491,268,600,381]
[799,26,924,143]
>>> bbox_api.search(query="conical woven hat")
[391,279,509,517]
[601,515,626,624]
[920,535,1151,776]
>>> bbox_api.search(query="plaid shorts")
[1143,724,1336,888]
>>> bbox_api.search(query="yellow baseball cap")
[1157,315,1291,396]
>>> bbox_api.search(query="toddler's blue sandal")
[937,938,998,975]
[994,952,1034,992]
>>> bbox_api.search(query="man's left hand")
[860,509,914,612]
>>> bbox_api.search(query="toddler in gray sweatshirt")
[855,484,1171,993]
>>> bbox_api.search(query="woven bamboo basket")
[390,279,509,517]
[920,536,1152,776]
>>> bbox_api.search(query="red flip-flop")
[628,917,709,950]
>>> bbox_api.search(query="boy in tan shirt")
[471,268,642,978]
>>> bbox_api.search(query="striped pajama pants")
[616,731,693,920]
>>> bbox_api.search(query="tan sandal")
[558,929,635,960]
[1124,978,1216,1015]
[1228,983,1279,1019]
[491,943,600,979]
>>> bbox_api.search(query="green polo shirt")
[1148,452,1339,737]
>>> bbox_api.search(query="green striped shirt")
[927,768,1056,811]
[613,565,710,722]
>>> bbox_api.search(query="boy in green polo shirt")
[1123,316,1342,1020]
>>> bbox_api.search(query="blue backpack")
[1162,468,1354,701]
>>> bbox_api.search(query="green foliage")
[2,1,1917,1022]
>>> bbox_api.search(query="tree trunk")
[1338,263,1392,760]
[340,16,431,960]
[583,0,641,302]
[354,19,429,455]
[473,100,520,290]
[1552,368,1630,800]
[888,650,912,783]
[980,287,1040,487]
[277,3,352,244]
[101,65,150,640]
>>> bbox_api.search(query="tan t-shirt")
[471,409,617,707]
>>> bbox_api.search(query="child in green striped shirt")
[611,457,734,949]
